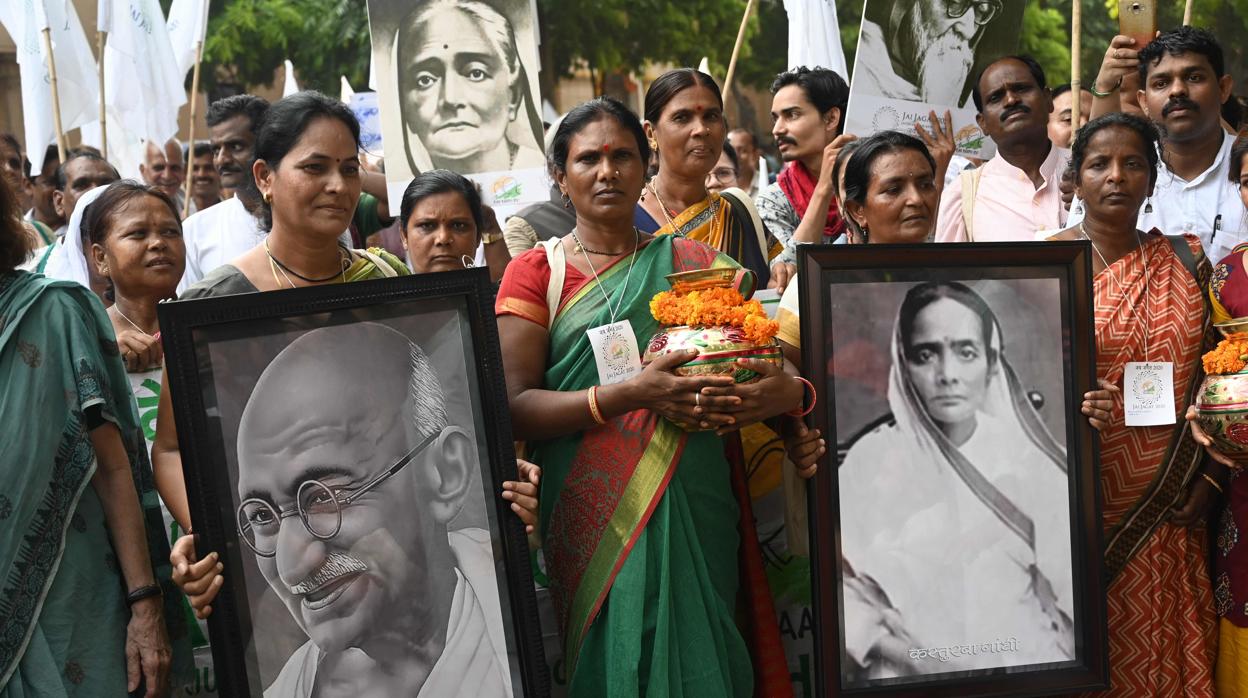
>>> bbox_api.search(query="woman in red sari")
[1050,113,1226,696]
[496,97,807,696]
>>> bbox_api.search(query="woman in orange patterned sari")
[1050,113,1225,695]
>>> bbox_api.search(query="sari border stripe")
[563,419,685,672]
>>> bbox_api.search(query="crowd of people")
[3,20,1248,698]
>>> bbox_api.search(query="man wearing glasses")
[234,323,512,696]
[857,0,1002,107]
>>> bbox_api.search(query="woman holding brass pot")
[494,96,810,696]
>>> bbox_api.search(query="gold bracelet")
[1201,472,1225,495]
[587,386,606,425]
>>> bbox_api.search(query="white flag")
[165,0,209,78]
[283,59,299,97]
[783,0,848,79]
[340,75,355,103]
[100,0,187,147]
[0,0,100,173]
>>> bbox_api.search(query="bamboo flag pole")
[721,0,757,110]
[1184,0,1194,25]
[97,31,107,159]
[1070,0,1082,147]
[182,40,204,219]
[40,28,68,161]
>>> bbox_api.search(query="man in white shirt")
[1073,27,1242,262]
[235,323,514,697]
[141,139,190,216]
[177,95,270,292]
[1135,27,1241,263]
[936,55,1069,242]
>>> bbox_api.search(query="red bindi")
[602,144,611,153]
[695,105,703,112]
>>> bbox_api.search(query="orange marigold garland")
[1202,332,1248,375]
[650,285,780,344]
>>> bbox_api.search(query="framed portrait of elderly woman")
[797,242,1108,696]
[365,0,549,212]
[158,269,547,697]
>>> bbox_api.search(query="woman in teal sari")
[496,97,808,696]
[0,159,182,695]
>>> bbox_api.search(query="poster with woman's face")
[366,0,548,211]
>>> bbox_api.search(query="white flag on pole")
[783,0,848,79]
[100,0,187,147]
[0,0,100,172]
[283,59,300,97]
[166,0,210,78]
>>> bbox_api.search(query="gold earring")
[263,191,272,204]
[648,139,658,151]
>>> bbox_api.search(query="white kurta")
[264,528,513,697]
[839,411,1074,676]
[178,197,265,293]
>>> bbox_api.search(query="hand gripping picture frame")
[158,268,547,697]
[797,242,1107,697]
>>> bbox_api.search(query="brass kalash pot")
[1194,318,1248,455]
[641,268,783,385]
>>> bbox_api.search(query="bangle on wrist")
[587,385,607,425]
[1200,471,1226,495]
[125,583,162,606]
[1089,77,1122,98]
[786,376,817,418]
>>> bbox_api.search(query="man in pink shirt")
[936,55,1069,242]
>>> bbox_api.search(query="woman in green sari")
[0,156,180,696]
[496,97,808,696]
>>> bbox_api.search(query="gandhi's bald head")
[235,322,470,655]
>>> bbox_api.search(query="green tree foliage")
[1020,4,1071,88]
[537,0,758,81]
[201,0,370,96]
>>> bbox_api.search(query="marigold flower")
[1202,333,1248,375]
[650,280,778,342]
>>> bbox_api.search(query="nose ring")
[614,170,621,178]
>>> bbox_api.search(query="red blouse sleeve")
[496,248,554,327]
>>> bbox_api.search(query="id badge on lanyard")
[1123,361,1176,427]
[587,319,642,385]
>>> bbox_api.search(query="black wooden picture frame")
[159,268,548,697]
[797,242,1107,697]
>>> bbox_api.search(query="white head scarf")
[41,183,113,288]
[887,281,1067,552]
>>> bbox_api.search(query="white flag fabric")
[283,59,299,97]
[783,0,848,79]
[0,0,100,173]
[340,75,355,103]
[166,0,210,78]
[100,0,187,146]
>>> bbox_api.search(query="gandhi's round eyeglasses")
[236,430,439,557]
[946,0,1000,25]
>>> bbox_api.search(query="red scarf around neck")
[777,160,845,240]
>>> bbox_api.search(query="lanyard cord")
[1083,225,1151,363]
[570,227,640,324]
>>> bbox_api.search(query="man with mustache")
[236,322,512,697]
[187,141,222,214]
[1123,27,1240,263]
[177,95,270,291]
[857,0,999,107]
[936,55,1068,242]
[756,66,851,290]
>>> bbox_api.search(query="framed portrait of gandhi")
[159,269,547,697]
[797,243,1107,696]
